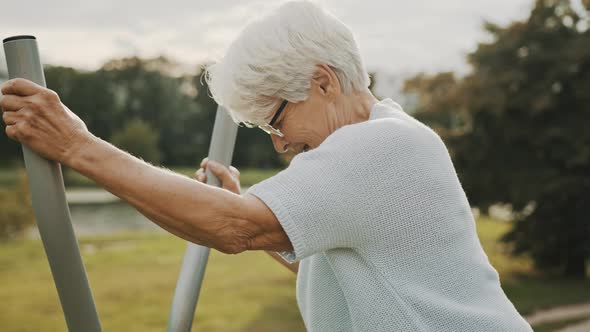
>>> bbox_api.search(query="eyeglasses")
[242,99,288,137]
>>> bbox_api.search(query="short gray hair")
[205,0,370,126]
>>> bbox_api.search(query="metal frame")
[167,106,238,331]
[3,35,239,332]
[3,35,102,332]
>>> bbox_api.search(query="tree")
[45,66,117,141]
[0,170,34,240]
[101,56,206,165]
[403,72,465,135]
[446,0,590,277]
[2,56,287,168]
[404,0,590,277]
[111,118,161,164]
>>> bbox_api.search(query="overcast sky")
[1,0,537,77]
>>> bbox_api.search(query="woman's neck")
[334,89,379,128]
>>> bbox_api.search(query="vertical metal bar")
[3,35,102,332]
[167,106,238,332]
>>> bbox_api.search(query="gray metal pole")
[3,35,102,332]
[167,106,238,332]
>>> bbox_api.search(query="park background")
[1,0,589,331]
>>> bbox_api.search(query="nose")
[271,134,289,153]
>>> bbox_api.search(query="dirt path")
[525,301,590,327]
[555,319,590,332]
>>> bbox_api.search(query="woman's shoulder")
[296,100,446,167]
[332,109,440,150]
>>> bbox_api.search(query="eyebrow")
[269,99,288,126]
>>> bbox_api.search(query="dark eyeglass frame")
[242,99,288,137]
[269,99,288,127]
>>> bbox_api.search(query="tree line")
[404,0,589,277]
[1,56,283,168]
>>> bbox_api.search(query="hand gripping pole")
[3,35,102,332]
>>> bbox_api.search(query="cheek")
[283,102,331,144]
[288,123,326,145]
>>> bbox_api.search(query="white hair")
[205,0,370,126]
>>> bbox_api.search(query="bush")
[110,118,161,164]
[0,169,34,240]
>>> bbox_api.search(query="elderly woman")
[1,1,532,331]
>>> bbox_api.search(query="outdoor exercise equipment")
[3,35,102,332]
[167,100,238,332]
[2,35,239,332]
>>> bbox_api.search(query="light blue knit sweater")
[246,99,532,331]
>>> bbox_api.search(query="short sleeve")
[245,126,385,263]
[246,101,451,265]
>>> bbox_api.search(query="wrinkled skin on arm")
[194,157,298,273]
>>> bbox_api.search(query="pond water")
[68,201,161,235]
[27,188,250,237]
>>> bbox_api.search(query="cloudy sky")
[1,0,537,77]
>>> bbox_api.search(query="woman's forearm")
[66,134,248,253]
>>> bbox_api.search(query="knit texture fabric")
[246,99,532,331]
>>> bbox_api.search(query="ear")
[311,64,341,98]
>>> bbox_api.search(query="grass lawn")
[0,232,303,332]
[1,214,589,330]
[476,216,590,315]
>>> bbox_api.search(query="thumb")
[207,160,231,182]
[207,160,240,194]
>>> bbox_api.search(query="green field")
[476,217,590,314]
[1,217,589,331]
[0,233,303,332]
